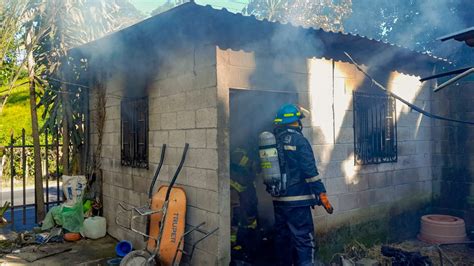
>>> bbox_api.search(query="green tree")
[0,0,29,114]
[0,0,143,220]
[22,0,59,220]
[36,0,142,175]
[243,0,352,32]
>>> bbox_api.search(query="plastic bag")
[41,202,84,233]
[41,205,63,230]
[62,203,84,233]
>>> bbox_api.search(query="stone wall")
[89,44,221,265]
[432,80,474,229]
[216,48,435,257]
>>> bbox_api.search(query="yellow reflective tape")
[274,118,283,122]
[230,179,246,193]
[283,113,295,117]
[261,162,272,169]
[239,155,249,167]
[247,219,257,229]
[305,176,321,183]
[233,245,242,251]
[284,145,296,151]
[296,112,301,116]
[231,234,237,243]
[272,194,316,201]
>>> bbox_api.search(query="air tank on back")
[258,131,282,196]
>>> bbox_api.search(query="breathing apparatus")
[258,104,307,197]
[258,131,287,196]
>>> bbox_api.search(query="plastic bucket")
[115,240,133,257]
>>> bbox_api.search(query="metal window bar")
[121,97,148,168]
[353,91,397,165]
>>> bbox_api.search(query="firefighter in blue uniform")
[272,104,334,266]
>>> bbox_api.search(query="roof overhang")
[68,2,446,77]
[438,27,474,47]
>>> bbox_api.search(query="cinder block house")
[69,2,459,264]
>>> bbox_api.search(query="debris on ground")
[332,239,474,266]
[355,258,379,266]
[5,244,72,262]
[0,235,117,264]
[0,175,111,264]
[381,245,432,265]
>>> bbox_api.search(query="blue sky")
[129,0,249,15]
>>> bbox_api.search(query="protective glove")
[319,192,334,214]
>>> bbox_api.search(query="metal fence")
[1,128,63,229]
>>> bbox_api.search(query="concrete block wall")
[216,48,434,241]
[90,44,436,264]
[89,44,221,265]
[432,80,474,227]
[316,61,434,234]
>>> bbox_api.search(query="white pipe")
[434,68,474,92]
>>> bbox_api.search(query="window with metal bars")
[353,91,397,165]
[121,97,148,168]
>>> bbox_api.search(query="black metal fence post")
[5,127,66,229]
[56,126,60,203]
[45,128,49,211]
[22,129,26,225]
[9,132,14,227]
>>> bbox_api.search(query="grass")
[0,78,46,146]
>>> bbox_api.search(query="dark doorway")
[229,89,298,265]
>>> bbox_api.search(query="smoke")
[344,0,473,67]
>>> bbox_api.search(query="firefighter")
[270,104,334,266]
[230,148,259,262]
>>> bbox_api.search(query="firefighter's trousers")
[274,205,316,266]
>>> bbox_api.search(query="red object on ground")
[418,214,467,244]
[64,232,81,242]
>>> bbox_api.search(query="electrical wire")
[43,87,124,100]
[43,77,129,100]
[344,52,474,126]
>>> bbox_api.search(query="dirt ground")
[0,235,118,266]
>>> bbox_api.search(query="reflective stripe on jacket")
[272,127,326,207]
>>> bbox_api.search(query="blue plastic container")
[115,240,133,257]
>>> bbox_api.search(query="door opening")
[229,89,298,265]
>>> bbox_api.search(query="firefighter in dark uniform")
[271,104,334,266]
[230,148,258,262]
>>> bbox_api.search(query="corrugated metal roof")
[73,2,448,76]
[438,27,474,41]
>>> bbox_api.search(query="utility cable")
[344,52,474,126]
[44,77,130,100]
